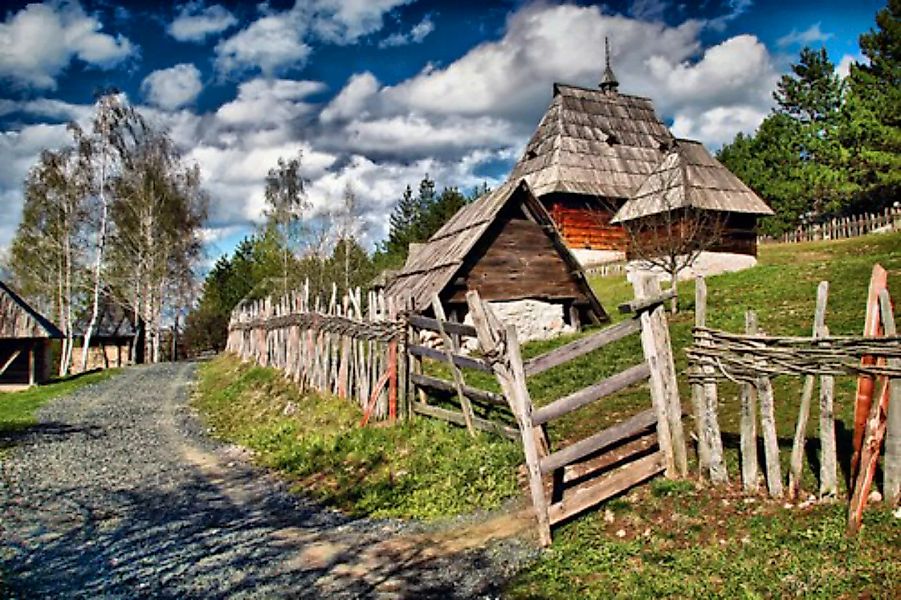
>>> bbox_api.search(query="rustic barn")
[0,280,62,387]
[384,179,608,337]
[509,47,674,264]
[611,138,774,259]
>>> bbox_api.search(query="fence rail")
[760,206,901,244]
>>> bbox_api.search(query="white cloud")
[216,78,326,127]
[168,2,237,42]
[777,22,833,48]
[141,64,203,110]
[671,105,769,147]
[0,1,135,90]
[378,14,434,48]
[214,0,412,76]
[0,98,92,122]
[836,53,864,79]
[306,0,414,45]
[215,9,312,76]
[629,0,668,22]
[320,72,381,123]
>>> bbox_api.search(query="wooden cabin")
[384,180,608,330]
[70,296,140,374]
[0,280,62,388]
[509,41,772,266]
[611,139,774,257]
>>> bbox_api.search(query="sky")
[0,0,886,266]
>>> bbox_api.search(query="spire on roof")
[599,36,619,93]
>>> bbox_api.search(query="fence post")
[881,287,901,506]
[692,277,727,483]
[749,309,783,498]
[788,281,829,500]
[631,273,687,477]
[741,311,759,493]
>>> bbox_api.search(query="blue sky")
[0,0,886,265]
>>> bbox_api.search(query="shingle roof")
[509,83,673,199]
[611,139,774,223]
[384,179,606,319]
[0,280,63,339]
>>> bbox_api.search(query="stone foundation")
[626,251,758,282]
[462,299,574,349]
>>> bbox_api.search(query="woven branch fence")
[226,283,407,423]
[760,206,901,244]
[686,266,900,533]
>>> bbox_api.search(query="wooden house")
[509,41,772,266]
[509,51,673,263]
[610,139,774,257]
[384,180,608,330]
[0,280,62,387]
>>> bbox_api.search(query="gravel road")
[1,362,535,599]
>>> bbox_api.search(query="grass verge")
[193,355,523,520]
[0,369,120,439]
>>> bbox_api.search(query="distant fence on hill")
[760,206,901,244]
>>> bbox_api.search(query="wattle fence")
[761,206,901,244]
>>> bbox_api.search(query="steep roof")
[73,294,136,338]
[384,179,607,320]
[0,280,63,339]
[509,83,673,199]
[611,139,774,223]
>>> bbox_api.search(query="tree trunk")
[80,147,109,372]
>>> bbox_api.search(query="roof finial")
[599,36,619,93]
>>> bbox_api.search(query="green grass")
[0,369,120,438]
[193,355,523,520]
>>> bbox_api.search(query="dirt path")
[0,362,535,599]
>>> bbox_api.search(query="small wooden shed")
[610,139,774,255]
[70,296,139,374]
[0,281,62,387]
[384,180,608,327]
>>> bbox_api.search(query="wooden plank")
[407,344,492,372]
[408,314,478,338]
[411,402,518,440]
[410,373,506,407]
[851,264,888,480]
[741,310,759,493]
[695,277,727,485]
[618,288,677,315]
[532,362,651,426]
[547,451,665,525]
[540,408,656,474]
[523,319,641,377]
[753,317,783,498]
[691,276,712,480]
[431,295,476,436]
[880,288,900,506]
[788,281,828,500]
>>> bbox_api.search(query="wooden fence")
[226,284,406,423]
[464,273,686,546]
[686,265,900,533]
[761,206,901,244]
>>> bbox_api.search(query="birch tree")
[264,152,309,295]
[76,93,145,372]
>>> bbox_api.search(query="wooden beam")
[431,295,477,436]
[547,451,665,525]
[524,319,641,377]
[540,408,657,474]
[408,314,478,338]
[411,402,518,440]
[0,348,22,377]
[407,344,492,372]
[883,288,901,506]
[531,362,650,426]
[410,373,506,407]
[618,289,677,315]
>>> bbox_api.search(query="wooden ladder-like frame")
[466,273,687,546]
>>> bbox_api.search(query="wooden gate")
[465,273,687,546]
